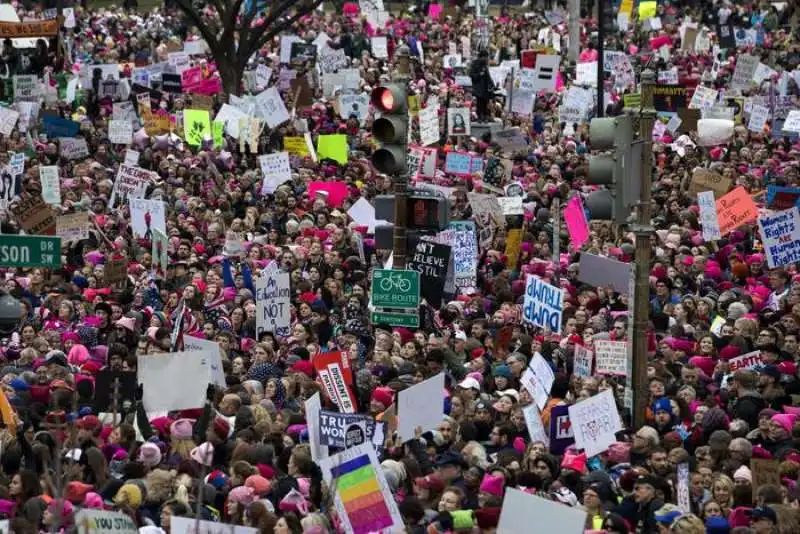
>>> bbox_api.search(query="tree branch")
[243,0,323,61]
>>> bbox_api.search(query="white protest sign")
[258,152,291,195]
[167,52,190,73]
[499,489,587,534]
[57,212,90,243]
[758,206,800,268]
[214,104,248,139]
[523,403,550,446]
[318,47,348,73]
[731,54,758,89]
[573,344,593,378]
[305,392,329,462]
[255,65,272,89]
[398,372,445,442]
[753,62,776,84]
[728,350,765,372]
[568,389,623,457]
[689,85,718,109]
[418,104,440,146]
[338,93,369,124]
[130,198,166,240]
[658,69,679,84]
[594,340,628,375]
[112,101,137,122]
[0,107,19,136]
[532,55,560,92]
[782,110,800,133]
[279,35,304,64]
[75,510,137,534]
[255,267,291,337]
[39,166,60,205]
[748,104,769,132]
[698,190,722,241]
[520,352,555,410]
[522,275,563,333]
[371,36,388,58]
[108,119,133,145]
[182,335,226,387]
[255,87,290,128]
[576,62,598,87]
[137,350,215,411]
[183,39,208,55]
[59,137,89,160]
[697,118,734,146]
[13,75,40,100]
[497,196,523,216]
[171,517,257,534]
[109,165,152,208]
[347,196,387,233]
[666,114,682,133]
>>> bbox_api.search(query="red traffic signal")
[371,84,406,113]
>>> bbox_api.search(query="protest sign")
[183,109,211,146]
[688,85,718,110]
[564,195,589,249]
[523,403,550,447]
[452,230,478,289]
[319,444,404,534]
[103,258,128,285]
[43,115,80,138]
[318,410,385,449]
[130,198,166,240]
[688,169,732,197]
[142,111,171,136]
[419,103,440,146]
[124,150,140,166]
[182,335,226,387]
[748,104,769,132]
[112,101,137,122]
[499,488,586,534]
[751,459,780,501]
[59,137,89,160]
[109,165,152,208]
[151,228,169,274]
[766,185,800,210]
[0,106,19,136]
[347,197,387,233]
[337,93,369,124]
[523,276,564,333]
[137,350,217,411]
[305,393,329,462]
[75,510,137,534]
[371,36,388,58]
[505,228,522,270]
[468,192,504,227]
[577,253,632,296]
[171,517,256,534]
[549,404,575,453]
[39,166,60,205]
[11,196,55,236]
[407,241,450,307]
[255,266,291,337]
[108,119,133,145]
[398,372,445,441]
[316,134,348,164]
[214,104,247,139]
[255,87,290,128]
[758,207,800,268]
[258,152,291,195]
[731,54,758,89]
[729,351,765,372]
[493,128,529,152]
[677,463,691,513]
[715,186,759,236]
[568,389,623,457]
[447,107,470,135]
[444,152,480,176]
[13,75,39,100]
[699,191,722,242]
[594,340,628,376]
[57,212,89,243]
[574,345,594,378]
[520,353,555,410]
[497,196,523,216]
[313,351,357,414]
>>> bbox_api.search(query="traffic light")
[585,115,638,223]
[371,84,408,174]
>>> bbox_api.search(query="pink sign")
[564,196,589,250]
[181,66,203,90]
[428,3,443,19]
[309,181,349,207]
[190,78,222,95]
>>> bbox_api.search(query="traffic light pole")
[392,46,411,269]
[631,70,656,429]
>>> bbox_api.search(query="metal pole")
[596,1,605,117]
[631,69,656,430]
[392,46,411,269]
[568,0,581,64]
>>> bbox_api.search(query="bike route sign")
[370,269,420,310]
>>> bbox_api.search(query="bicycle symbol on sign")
[379,272,411,292]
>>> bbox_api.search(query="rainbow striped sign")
[320,443,403,534]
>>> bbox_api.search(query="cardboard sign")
[11,196,55,235]
[688,169,732,197]
[715,186,758,236]
[57,212,89,243]
[751,459,780,501]
[103,257,128,285]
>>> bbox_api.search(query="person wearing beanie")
[767,413,797,457]
[114,484,143,509]
[369,386,394,416]
[138,442,163,468]
[477,474,504,507]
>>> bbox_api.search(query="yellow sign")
[638,1,657,19]
[183,109,211,146]
[284,136,309,157]
[619,0,634,15]
[408,95,420,117]
[316,134,348,164]
[504,229,523,270]
[142,111,170,135]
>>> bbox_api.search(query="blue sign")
[43,115,80,138]
[445,152,472,175]
[767,185,800,210]
[318,410,386,449]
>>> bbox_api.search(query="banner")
[255,266,291,337]
[594,340,628,375]
[523,276,564,333]
[319,444,404,534]
[407,241,450,308]
[313,351,357,414]
[318,410,386,449]
[758,207,800,268]
[0,20,58,38]
[568,389,623,458]
[109,165,152,208]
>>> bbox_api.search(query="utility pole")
[631,70,656,429]
[596,1,605,117]
[568,0,580,64]
[392,45,411,269]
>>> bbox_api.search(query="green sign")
[0,235,61,268]
[371,269,420,310]
[623,93,641,109]
[371,311,420,328]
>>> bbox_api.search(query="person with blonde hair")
[670,514,706,534]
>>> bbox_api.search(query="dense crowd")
[0,1,799,533]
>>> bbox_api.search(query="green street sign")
[371,310,420,328]
[371,269,420,310]
[0,235,61,268]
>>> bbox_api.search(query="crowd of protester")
[0,1,799,533]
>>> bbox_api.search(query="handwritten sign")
[758,207,800,268]
[57,212,90,243]
[574,345,594,378]
[568,389,623,457]
[523,276,563,334]
[729,351,765,372]
[11,196,56,235]
[594,340,628,375]
[715,186,758,236]
[688,169,731,197]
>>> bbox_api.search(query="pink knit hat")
[561,451,587,474]
[479,474,504,496]
[771,413,798,435]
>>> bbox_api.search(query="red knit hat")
[212,416,230,441]
[371,387,394,408]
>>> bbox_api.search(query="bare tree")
[173,0,325,95]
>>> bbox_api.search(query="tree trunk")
[217,57,244,97]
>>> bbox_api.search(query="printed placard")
[258,152,291,195]
[108,120,133,145]
[594,340,628,376]
[728,350,765,372]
